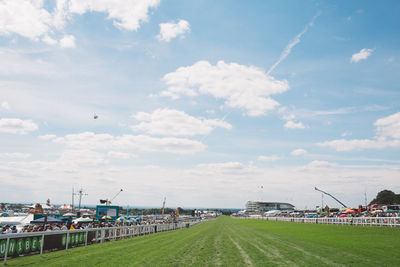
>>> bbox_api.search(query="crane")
[161,197,166,217]
[314,187,347,208]
[100,189,123,206]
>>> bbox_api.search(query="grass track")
[7,216,400,266]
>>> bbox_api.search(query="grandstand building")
[245,201,295,212]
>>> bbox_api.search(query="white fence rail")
[1,219,205,264]
[236,216,400,227]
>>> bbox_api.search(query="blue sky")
[0,0,399,209]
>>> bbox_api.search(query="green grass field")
[7,216,400,266]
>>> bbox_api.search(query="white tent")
[73,217,93,224]
[63,213,76,217]
[27,203,53,209]
[0,214,34,226]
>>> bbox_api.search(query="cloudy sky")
[0,0,399,209]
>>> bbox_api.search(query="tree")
[369,190,400,205]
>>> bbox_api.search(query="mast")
[72,187,74,213]
[161,197,166,217]
[76,188,88,211]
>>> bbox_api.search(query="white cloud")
[197,162,244,169]
[0,0,160,44]
[374,112,400,139]
[350,48,374,63]
[297,160,338,171]
[107,151,136,159]
[132,108,231,136]
[0,48,55,76]
[284,120,306,129]
[54,132,115,149]
[307,160,337,168]
[291,148,307,156]
[319,139,400,151]
[157,19,190,42]
[0,118,38,134]
[161,61,289,116]
[2,155,400,209]
[258,155,281,162]
[42,35,58,45]
[59,34,75,48]
[53,131,206,154]
[38,134,57,140]
[115,135,206,154]
[1,101,10,110]
[0,152,31,159]
[281,111,295,121]
[279,108,306,130]
[0,0,53,40]
[144,165,160,169]
[59,149,108,167]
[5,149,108,172]
[320,112,400,151]
[68,0,160,31]
[195,162,247,174]
[341,131,351,137]
[0,81,115,127]
[52,0,70,30]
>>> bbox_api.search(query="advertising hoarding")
[95,205,119,219]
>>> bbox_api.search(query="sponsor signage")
[96,205,119,220]
[0,231,96,258]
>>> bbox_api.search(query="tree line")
[369,190,400,205]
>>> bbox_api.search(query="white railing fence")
[236,216,400,227]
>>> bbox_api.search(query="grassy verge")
[7,216,400,266]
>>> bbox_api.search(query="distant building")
[245,201,295,212]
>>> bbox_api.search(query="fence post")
[40,233,45,256]
[85,230,88,247]
[66,232,69,250]
[3,237,9,265]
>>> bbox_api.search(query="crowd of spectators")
[298,211,400,218]
[0,225,18,234]
[1,218,185,234]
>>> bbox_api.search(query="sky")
[0,0,399,210]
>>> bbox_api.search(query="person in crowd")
[4,225,12,234]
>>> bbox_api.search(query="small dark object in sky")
[94,113,98,119]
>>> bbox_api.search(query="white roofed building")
[245,201,294,212]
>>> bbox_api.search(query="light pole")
[73,187,88,211]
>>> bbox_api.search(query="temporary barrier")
[0,220,204,265]
[236,216,400,227]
